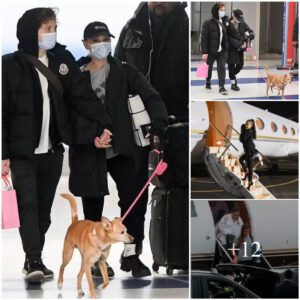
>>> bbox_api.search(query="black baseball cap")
[233,9,245,22]
[83,21,115,40]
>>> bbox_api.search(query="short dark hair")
[231,204,240,213]
[36,7,57,28]
[284,269,293,280]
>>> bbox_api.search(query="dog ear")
[101,217,113,231]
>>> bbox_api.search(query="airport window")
[271,122,277,132]
[255,118,264,130]
[282,125,287,134]
[291,128,296,136]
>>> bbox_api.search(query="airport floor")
[191,55,299,100]
[2,176,189,299]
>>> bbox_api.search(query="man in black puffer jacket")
[2,8,111,283]
[201,2,229,95]
[227,9,254,91]
[114,2,189,250]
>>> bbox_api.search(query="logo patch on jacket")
[59,63,69,75]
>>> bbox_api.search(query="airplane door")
[191,200,216,257]
[206,102,233,147]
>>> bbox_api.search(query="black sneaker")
[23,258,54,279]
[219,87,228,95]
[120,255,151,278]
[205,82,212,89]
[24,259,44,283]
[231,83,240,91]
[91,262,115,278]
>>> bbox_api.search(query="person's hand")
[94,129,113,149]
[94,137,111,149]
[292,41,298,48]
[241,42,247,49]
[100,129,112,144]
[202,54,208,61]
[2,159,10,176]
[150,135,164,151]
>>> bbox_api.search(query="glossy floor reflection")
[191,56,299,100]
[2,176,189,299]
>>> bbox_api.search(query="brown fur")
[58,193,134,298]
[265,65,292,97]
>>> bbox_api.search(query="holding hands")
[94,129,113,149]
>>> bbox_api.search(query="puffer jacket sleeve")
[2,55,11,159]
[244,22,255,40]
[201,20,210,54]
[124,62,168,136]
[58,50,112,130]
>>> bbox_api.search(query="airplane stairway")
[204,146,276,200]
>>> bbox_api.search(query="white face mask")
[90,42,111,60]
[39,32,56,50]
[219,11,226,18]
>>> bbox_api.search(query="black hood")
[211,3,221,20]
[17,8,47,57]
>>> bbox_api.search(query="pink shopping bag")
[2,175,20,229]
[196,61,209,78]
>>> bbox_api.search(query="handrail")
[209,122,238,152]
[225,124,271,164]
[216,239,233,262]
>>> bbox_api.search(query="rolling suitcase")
[149,187,189,275]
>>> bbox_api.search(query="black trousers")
[239,151,254,182]
[10,149,63,259]
[82,154,148,246]
[228,51,244,81]
[207,50,227,87]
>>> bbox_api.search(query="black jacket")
[114,2,189,121]
[69,55,168,197]
[201,17,229,64]
[2,45,111,160]
[227,22,244,64]
[2,8,111,160]
[239,128,255,153]
[228,20,254,64]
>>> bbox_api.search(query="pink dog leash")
[121,150,168,221]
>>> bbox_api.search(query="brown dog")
[265,65,292,97]
[58,193,134,298]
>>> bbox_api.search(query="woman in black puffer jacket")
[239,119,257,190]
[227,9,255,91]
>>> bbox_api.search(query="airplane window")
[271,122,277,132]
[282,125,287,134]
[207,279,248,298]
[255,118,264,130]
[291,128,296,136]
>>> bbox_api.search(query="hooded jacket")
[201,4,229,64]
[2,8,111,159]
[114,2,189,121]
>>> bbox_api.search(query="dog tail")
[61,193,78,223]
